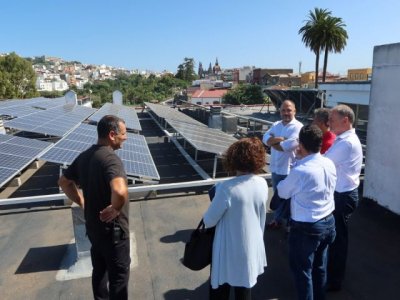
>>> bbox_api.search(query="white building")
[190,89,228,105]
[319,81,371,133]
[319,82,371,108]
[238,66,253,82]
[36,76,69,92]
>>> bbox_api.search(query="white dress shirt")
[203,174,268,288]
[277,153,336,222]
[262,118,303,175]
[325,129,363,193]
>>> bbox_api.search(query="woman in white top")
[203,137,269,300]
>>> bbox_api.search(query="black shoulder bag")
[182,219,215,271]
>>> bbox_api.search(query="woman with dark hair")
[203,137,269,300]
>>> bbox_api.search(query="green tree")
[39,90,64,98]
[321,15,348,82]
[0,52,38,99]
[83,72,187,105]
[175,57,197,82]
[223,84,264,105]
[298,8,330,88]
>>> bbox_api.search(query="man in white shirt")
[262,100,303,228]
[325,104,363,292]
[277,125,337,300]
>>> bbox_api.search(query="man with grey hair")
[312,108,336,154]
[325,104,363,291]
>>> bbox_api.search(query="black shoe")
[326,283,342,292]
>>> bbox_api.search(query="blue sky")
[1,0,399,75]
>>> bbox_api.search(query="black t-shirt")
[64,144,129,240]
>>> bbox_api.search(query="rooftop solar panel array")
[4,104,96,137]
[0,100,38,118]
[0,134,52,188]
[88,103,142,131]
[40,123,159,180]
[0,97,66,118]
[167,119,238,155]
[145,102,207,127]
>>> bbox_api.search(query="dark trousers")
[89,236,131,300]
[327,189,359,287]
[271,173,290,223]
[289,214,336,300]
[210,283,251,300]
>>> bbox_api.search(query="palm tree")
[299,8,331,88]
[321,16,348,82]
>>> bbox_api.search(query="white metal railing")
[0,174,271,207]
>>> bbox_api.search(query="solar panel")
[0,134,53,188]
[89,103,142,131]
[40,147,81,165]
[7,136,54,149]
[0,134,13,143]
[0,167,18,187]
[40,123,159,180]
[167,119,238,155]
[145,102,207,127]
[0,105,38,118]
[4,104,96,137]
[0,96,66,118]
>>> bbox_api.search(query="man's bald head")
[280,100,296,125]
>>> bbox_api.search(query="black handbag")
[182,219,215,271]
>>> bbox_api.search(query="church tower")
[198,62,204,78]
[213,57,221,75]
[208,62,212,75]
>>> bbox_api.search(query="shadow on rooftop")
[15,243,69,274]
[160,228,193,244]
[164,280,210,300]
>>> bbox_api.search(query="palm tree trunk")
[315,51,320,88]
[322,47,329,82]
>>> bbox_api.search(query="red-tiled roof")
[191,89,228,98]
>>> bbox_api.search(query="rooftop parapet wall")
[364,42,400,214]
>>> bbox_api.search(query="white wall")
[65,91,77,105]
[239,67,253,82]
[191,97,221,105]
[364,42,400,214]
[319,82,370,107]
[113,90,123,105]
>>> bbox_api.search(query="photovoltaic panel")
[0,167,19,188]
[40,147,81,165]
[7,136,54,149]
[0,134,53,188]
[0,153,32,169]
[40,123,159,180]
[0,105,38,118]
[89,103,142,131]
[167,119,238,155]
[0,96,66,118]
[145,102,207,127]
[0,134,13,143]
[4,104,96,137]
[0,144,46,157]
[30,97,66,109]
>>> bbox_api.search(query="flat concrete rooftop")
[0,109,396,299]
[0,190,399,300]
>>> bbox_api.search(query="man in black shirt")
[59,115,130,300]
